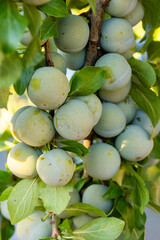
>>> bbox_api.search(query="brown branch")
[51,213,59,239]
[85,0,111,66]
[45,40,54,67]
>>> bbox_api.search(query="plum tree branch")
[51,213,59,239]
[45,39,54,67]
[84,0,111,66]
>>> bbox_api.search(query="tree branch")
[45,40,54,67]
[85,0,111,66]
[51,213,59,239]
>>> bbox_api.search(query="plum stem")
[45,40,54,67]
[84,0,111,66]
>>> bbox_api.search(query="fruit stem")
[45,39,54,67]
[41,212,51,222]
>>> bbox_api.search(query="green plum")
[124,1,144,27]
[72,214,94,230]
[23,0,51,6]
[0,200,10,221]
[118,97,136,124]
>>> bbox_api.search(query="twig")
[51,213,59,239]
[84,0,111,66]
[45,40,54,67]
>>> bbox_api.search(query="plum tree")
[94,102,126,138]
[28,67,69,110]
[82,184,113,214]
[115,125,154,161]
[84,143,121,180]
[59,189,80,219]
[54,15,89,53]
[105,0,137,17]
[74,94,102,126]
[118,97,136,124]
[100,18,135,54]
[16,211,52,240]
[13,106,55,147]
[0,200,10,221]
[124,1,144,27]
[98,80,131,103]
[58,48,86,70]
[54,99,94,140]
[36,149,74,186]
[72,214,94,230]
[7,142,39,179]
[132,109,160,137]
[95,53,132,91]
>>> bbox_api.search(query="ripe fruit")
[36,149,74,187]
[58,48,86,70]
[84,143,121,180]
[59,189,80,219]
[23,0,51,6]
[82,184,113,214]
[54,99,94,141]
[115,125,154,161]
[94,102,126,138]
[118,97,136,124]
[14,106,55,147]
[28,67,69,110]
[105,0,137,17]
[74,94,102,126]
[98,80,131,103]
[54,15,89,53]
[7,142,40,179]
[50,52,67,74]
[124,1,144,27]
[132,109,160,137]
[100,18,135,54]
[95,53,132,91]
[0,200,10,220]
[16,211,52,240]
[72,214,94,230]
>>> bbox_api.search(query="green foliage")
[38,179,73,214]
[7,178,39,224]
[74,178,90,192]
[0,89,9,109]
[0,216,15,240]
[59,219,73,235]
[103,182,122,200]
[40,17,58,41]
[0,187,13,202]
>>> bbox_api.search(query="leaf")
[40,17,58,41]
[0,171,14,185]
[14,67,34,96]
[38,179,73,214]
[39,0,69,18]
[59,219,73,235]
[124,164,149,214]
[148,201,160,214]
[23,38,44,69]
[74,178,90,192]
[0,141,15,152]
[7,178,39,224]
[130,82,160,127]
[23,3,42,36]
[103,182,122,200]
[58,140,90,157]
[0,0,27,53]
[150,136,160,159]
[0,187,13,202]
[148,41,160,61]
[0,52,22,88]
[0,216,15,240]
[73,217,125,240]
[60,146,82,156]
[0,130,12,141]
[87,0,96,15]
[65,203,107,217]
[128,58,156,88]
[69,66,105,96]
[0,89,9,109]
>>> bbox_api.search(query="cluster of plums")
[1,1,158,240]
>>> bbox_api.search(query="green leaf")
[124,165,149,214]
[40,17,58,41]
[58,140,90,157]
[23,3,42,36]
[73,217,125,240]
[74,178,90,192]
[148,41,160,61]
[0,171,14,185]
[0,89,9,109]
[87,0,96,15]
[39,0,69,18]
[0,216,15,240]
[128,58,156,88]
[14,67,34,96]
[69,66,105,96]
[59,219,73,235]
[130,82,160,127]
[65,203,107,217]
[7,178,39,224]
[0,52,22,88]
[60,146,82,156]
[0,130,12,142]
[148,201,160,214]
[0,0,27,52]
[0,141,15,152]
[150,136,160,159]
[38,180,73,214]
[23,38,44,69]
[103,182,122,200]
[0,187,13,202]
